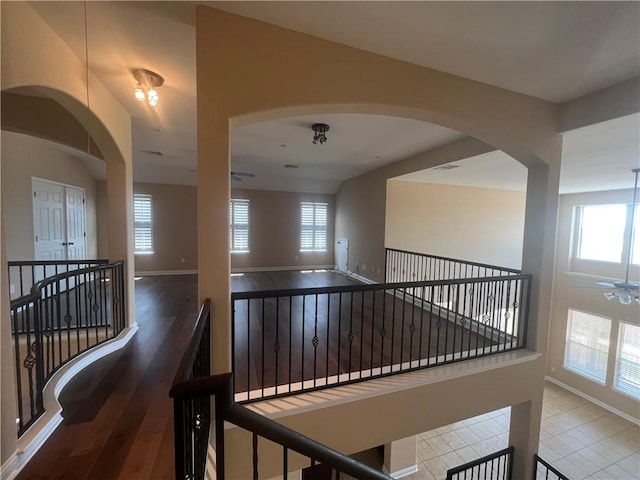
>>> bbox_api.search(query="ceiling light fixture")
[132,68,164,107]
[312,123,329,145]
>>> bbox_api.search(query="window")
[576,204,626,262]
[564,309,611,383]
[615,322,640,398]
[230,199,249,253]
[300,202,328,252]
[134,194,153,254]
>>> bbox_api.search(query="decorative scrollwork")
[113,296,121,305]
[347,331,354,343]
[23,354,36,370]
[273,341,280,353]
[64,314,72,325]
[30,341,38,353]
[504,311,512,320]
[459,318,467,328]
[488,294,495,303]
[513,301,519,308]
[194,414,202,430]
[481,314,491,324]
[312,336,319,347]
[380,327,386,338]
[92,303,100,313]
[436,319,443,330]
[409,323,416,334]
[87,289,94,300]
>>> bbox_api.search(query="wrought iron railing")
[385,248,520,284]
[170,299,392,480]
[534,454,570,480]
[10,261,126,437]
[8,259,108,300]
[447,446,514,480]
[170,299,212,480]
[231,274,531,402]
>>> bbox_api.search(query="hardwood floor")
[15,270,495,479]
[232,275,495,396]
[16,274,199,480]
[15,270,364,480]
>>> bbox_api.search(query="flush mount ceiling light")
[133,68,164,107]
[312,123,329,145]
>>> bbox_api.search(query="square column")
[383,436,418,479]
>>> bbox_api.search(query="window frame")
[230,199,250,253]
[573,203,639,265]
[133,193,154,255]
[300,202,328,252]
[614,321,640,399]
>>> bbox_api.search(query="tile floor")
[402,381,640,480]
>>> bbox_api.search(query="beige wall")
[99,182,334,273]
[336,138,497,282]
[231,188,335,271]
[196,9,564,475]
[547,189,640,420]
[132,182,198,273]
[385,180,526,270]
[1,130,99,261]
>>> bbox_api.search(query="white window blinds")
[300,202,327,252]
[134,194,153,254]
[564,309,611,384]
[615,322,640,398]
[230,199,249,252]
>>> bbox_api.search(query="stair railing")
[170,299,392,480]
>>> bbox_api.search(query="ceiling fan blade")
[231,174,242,182]
[596,282,617,288]
[574,284,612,289]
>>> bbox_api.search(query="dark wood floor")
[16,274,199,480]
[14,270,366,480]
[232,274,494,396]
[15,270,494,479]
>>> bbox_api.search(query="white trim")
[135,269,198,276]
[383,464,419,479]
[350,272,376,284]
[240,350,541,419]
[231,265,334,273]
[1,325,138,480]
[545,375,640,426]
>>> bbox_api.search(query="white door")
[33,179,87,264]
[65,187,86,260]
[337,238,349,273]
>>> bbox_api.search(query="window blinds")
[615,322,640,398]
[230,199,249,252]
[134,194,153,253]
[300,202,327,252]
[564,309,611,384]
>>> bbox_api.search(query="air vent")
[141,149,163,156]
[285,164,299,169]
[434,164,459,170]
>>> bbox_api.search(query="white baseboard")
[231,265,335,273]
[135,269,197,276]
[545,376,640,426]
[350,272,376,284]
[0,325,138,480]
[382,464,419,479]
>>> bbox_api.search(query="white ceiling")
[23,1,640,194]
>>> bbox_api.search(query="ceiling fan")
[231,171,255,182]
[578,168,640,305]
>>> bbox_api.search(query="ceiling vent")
[433,164,459,170]
[141,149,163,156]
[285,164,299,169]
